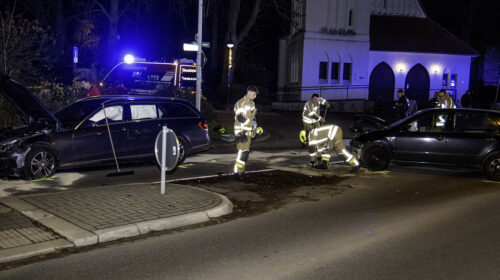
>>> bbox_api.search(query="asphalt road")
[1,155,500,279]
[0,148,309,197]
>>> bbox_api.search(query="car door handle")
[112,127,126,133]
[131,129,141,135]
[484,138,496,142]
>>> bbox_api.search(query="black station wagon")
[0,77,209,179]
[350,108,500,180]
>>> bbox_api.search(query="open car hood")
[0,76,61,128]
[350,114,389,133]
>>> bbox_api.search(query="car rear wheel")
[363,145,390,171]
[483,152,500,181]
[177,136,189,164]
[23,147,57,179]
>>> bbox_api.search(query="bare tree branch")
[237,0,262,43]
[92,0,111,20]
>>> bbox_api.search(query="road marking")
[367,171,390,175]
[178,163,195,168]
[481,180,500,184]
[154,168,278,184]
[30,176,57,182]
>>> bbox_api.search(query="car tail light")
[198,121,208,130]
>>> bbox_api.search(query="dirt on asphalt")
[182,169,353,219]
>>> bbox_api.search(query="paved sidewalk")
[0,204,72,264]
[0,183,232,264]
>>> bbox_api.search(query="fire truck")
[99,58,197,95]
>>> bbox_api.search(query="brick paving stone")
[21,184,222,232]
[0,203,60,250]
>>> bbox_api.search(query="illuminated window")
[319,62,328,82]
[450,74,457,88]
[343,63,352,82]
[331,62,340,83]
[442,73,449,87]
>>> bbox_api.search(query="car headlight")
[0,138,20,152]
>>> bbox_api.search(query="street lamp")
[226,41,234,110]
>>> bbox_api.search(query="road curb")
[1,197,98,247]
[1,187,233,250]
[0,239,72,264]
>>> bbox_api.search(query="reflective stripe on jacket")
[234,96,256,134]
[302,98,329,124]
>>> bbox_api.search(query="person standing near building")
[437,89,456,108]
[233,86,259,180]
[79,77,101,97]
[428,92,440,108]
[308,124,360,172]
[394,89,410,120]
[301,94,330,144]
[461,90,472,108]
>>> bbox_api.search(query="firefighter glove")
[255,126,263,135]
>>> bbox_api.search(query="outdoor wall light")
[431,64,441,74]
[395,63,406,73]
[124,54,135,64]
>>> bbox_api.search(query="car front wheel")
[483,152,500,181]
[177,136,189,164]
[23,146,57,179]
[363,145,390,171]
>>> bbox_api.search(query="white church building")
[277,0,478,110]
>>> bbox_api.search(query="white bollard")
[161,126,167,194]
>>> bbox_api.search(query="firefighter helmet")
[299,130,307,145]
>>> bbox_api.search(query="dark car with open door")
[350,108,500,180]
[0,76,209,179]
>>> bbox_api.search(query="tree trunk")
[107,0,120,66]
[54,0,65,65]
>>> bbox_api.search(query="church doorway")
[369,62,395,103]
[405,64,430,106]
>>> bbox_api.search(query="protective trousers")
[234,136,251,174]
[308,125,360,168]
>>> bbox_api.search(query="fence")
[269,85,458,104]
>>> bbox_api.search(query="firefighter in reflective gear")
[233,86,259,179]
[308,124,360,172]
[437,89,456,109]
[302,94,330,139]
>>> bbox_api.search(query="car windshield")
[389,112,423,128]
[54,100,103,127]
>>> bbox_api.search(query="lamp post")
[195,0,203,111]
[226,41,234,110]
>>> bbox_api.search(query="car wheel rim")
[30,151,55,178]
[489,159,500,177]
[371,151,386,167]
[179,142,185,161]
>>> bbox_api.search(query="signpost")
[155,126,180,194]
[73,46,78,77]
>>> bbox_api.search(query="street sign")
[155,126,180,194]
[73,46,78,64]
[183,42,211,52]
[155,127,180,171]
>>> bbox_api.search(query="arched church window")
[331,62,340,83]
[343,63,352,83]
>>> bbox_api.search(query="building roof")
[370,15,479,56]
